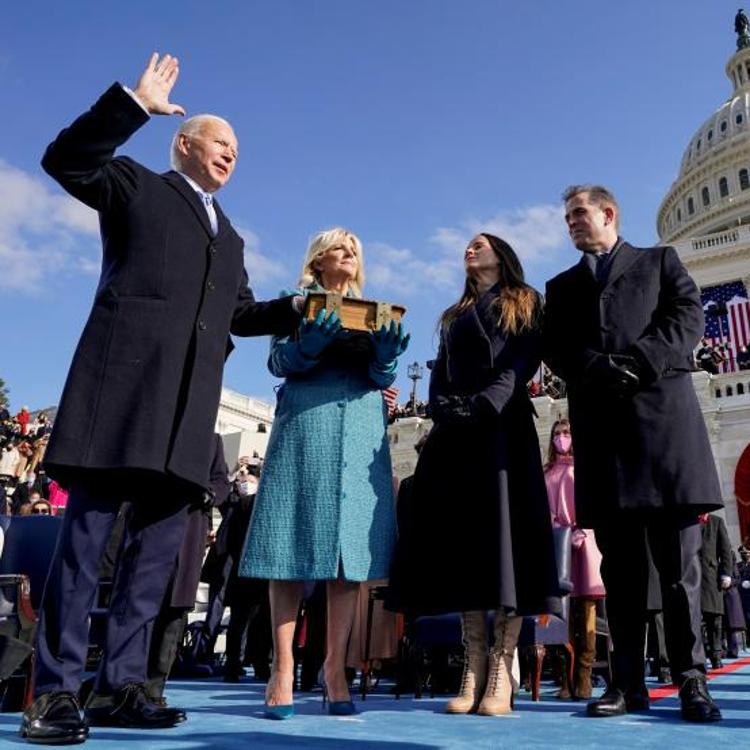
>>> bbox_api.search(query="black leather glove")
[431,395,480,425]
[584,354,640,397]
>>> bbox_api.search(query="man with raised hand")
[21,53,301,744]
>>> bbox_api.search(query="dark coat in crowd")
[40,84,299,494]
[170,434,230,608]
[544,242,723,526]
[700,514,732,615]
[723,557,747,631]
[737,560,750,623]
[389,285,561,617]
[645,537,663,612]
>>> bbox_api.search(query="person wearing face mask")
[388,233,560,717]
[543,418,604,700]
[220,462,273,683]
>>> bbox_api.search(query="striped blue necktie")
[201,192,218,236]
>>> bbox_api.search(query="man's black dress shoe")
[20,691,88,745]
[222,666,246,683]
[586,687,626,717]
[679,677,722,723]
[624,687,650,712]
[586,687,650,717]
[656,667,672,684]
[85,683,186,728]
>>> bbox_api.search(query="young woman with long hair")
[389,233,561,716]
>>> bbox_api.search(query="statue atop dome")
[736,9,750,49]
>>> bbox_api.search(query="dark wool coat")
[41,85,299,493]
[544,242,722,527]
[170,434,230,608]
[388,285,561,617]
[700,514,732,615]
[723,558,747,631]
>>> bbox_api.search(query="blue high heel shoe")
[264,703,294,720]
[264,674,294,720]
[319,668,356,716]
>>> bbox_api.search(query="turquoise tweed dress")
[239,287,398,582]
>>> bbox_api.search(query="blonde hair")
[298,227,365,297]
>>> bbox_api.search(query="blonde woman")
[240,228,408,719]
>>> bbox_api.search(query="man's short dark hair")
[562,184,620,230]
[562,184,619,212]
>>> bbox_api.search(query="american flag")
[701,280,750,372]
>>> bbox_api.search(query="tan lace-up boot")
[445,611,488,714]
[477,613,521,716]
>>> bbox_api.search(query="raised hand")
[132,52,186,116]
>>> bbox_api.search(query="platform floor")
[2,658,750,749]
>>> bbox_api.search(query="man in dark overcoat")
[544,185,723,723]
[698,513,732,668]
[21,54,301,745]
[144,433,231,702]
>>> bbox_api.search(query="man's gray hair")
[170,114,234,171]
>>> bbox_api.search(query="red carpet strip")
[648,653,750,702]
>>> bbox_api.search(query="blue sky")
[0,1,741,411]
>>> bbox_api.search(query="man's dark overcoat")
[170,434,230,608]
[388,286,561,617]
[699,514,732,615]
[41,84,298,493]
[544,242,722,526]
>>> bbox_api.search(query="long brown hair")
[440,233,540,334]
[544,418,572,471]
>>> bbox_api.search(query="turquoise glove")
[298,308,342,359]
[371,320,410,364]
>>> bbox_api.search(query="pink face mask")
[553,434,572,454]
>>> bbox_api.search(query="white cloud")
[237,227,290,287]
[366,240,463,297]
[366,203,569,298]
[432,204,568,267]
[0,160,99,293]
[0,160,288,295]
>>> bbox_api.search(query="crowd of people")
[695,338,750,374]
[1,51,741,746]
[0,408,62,517]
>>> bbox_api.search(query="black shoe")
[624,686,650,712]
[586,687,627,717]
[222,668,245,684]
[85,683,186,729]
[709,655,723,670]
[20,691,89,745]
[679,677,721,723]
[657,667,672,684]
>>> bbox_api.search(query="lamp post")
[407,361,423,415]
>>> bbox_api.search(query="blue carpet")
[1,666,749,749]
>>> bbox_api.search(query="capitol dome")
[658,45,750,243]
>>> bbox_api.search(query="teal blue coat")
[239,287,398,582]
